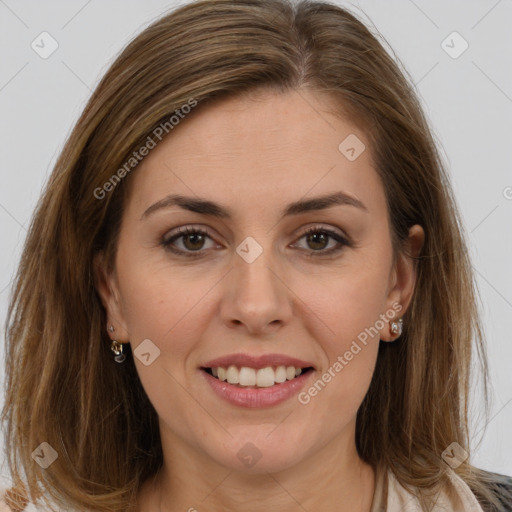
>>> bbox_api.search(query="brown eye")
[305,231,330,250]
[294,227,350,257]
[161,225,350,259]
[181,232,206,251]
[162,226,216,257]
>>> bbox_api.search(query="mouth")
[201,365,315,388]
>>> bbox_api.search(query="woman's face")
[96,88,423,474]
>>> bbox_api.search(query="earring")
[111,340,126,363]
[389,317,404,338]
[108,325,126,363]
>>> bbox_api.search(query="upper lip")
[202,353,315,370]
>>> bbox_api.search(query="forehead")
[124,88,385,220]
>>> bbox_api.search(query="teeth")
[239,367,255,386]
[226,365,239,384]
[285,366,295,380]
[209,365,307,387]
[275,366,287,383]
[256,367,275,387]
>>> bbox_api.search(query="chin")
[207,427,313,474]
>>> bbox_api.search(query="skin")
[95,87,424,512]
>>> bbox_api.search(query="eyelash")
[161,225,350,259]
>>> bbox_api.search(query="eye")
[161,224,351,258]
[161,226,217,257]
[293,225,350,257]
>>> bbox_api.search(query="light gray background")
[0,0,511,487]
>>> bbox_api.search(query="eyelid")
[163,223,348,242]
[300,224,348,240]
[163,224,217,241]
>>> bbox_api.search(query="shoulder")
[474,469,512,511]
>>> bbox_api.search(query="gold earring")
[111,341,126,363]
[109,325,126,363]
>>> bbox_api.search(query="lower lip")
[200,368,314,408]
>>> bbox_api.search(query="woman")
[1,0,511,510]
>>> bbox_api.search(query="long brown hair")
[2,0,508,510]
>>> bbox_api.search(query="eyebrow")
[140,191,368,221]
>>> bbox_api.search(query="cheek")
[293,247,391,407]
[115,261,212,427]
[303,255,391,353]
[115,251,212,359]
[297,281,382,429]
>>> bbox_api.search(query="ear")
[379,224,424,341]
[93,251,130,342]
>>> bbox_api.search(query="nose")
[219,243,293,337]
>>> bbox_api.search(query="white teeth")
[208,364,308,387]
[275,366,287,383]
[226,365,239,384]
[256,367,275,387]
[286,366,296,380]
[239,367,256,386]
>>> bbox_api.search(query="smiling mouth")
[202,365,314,388]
